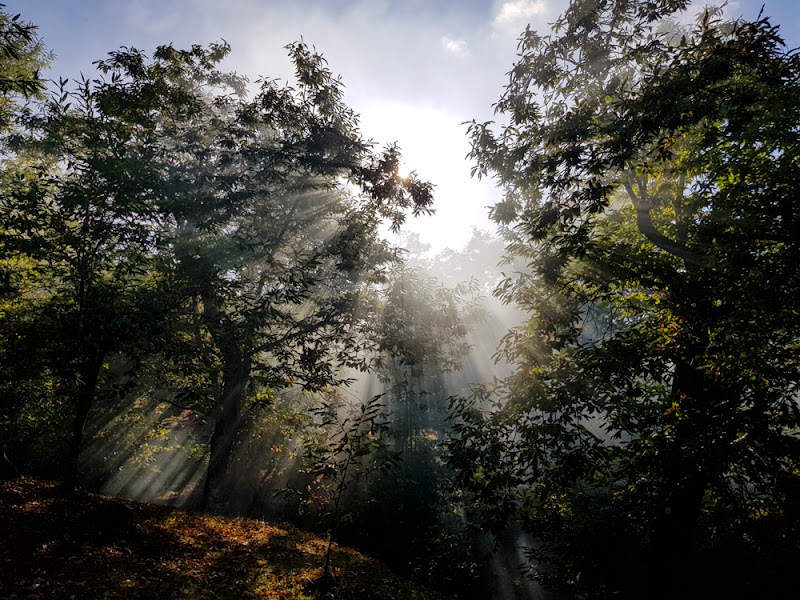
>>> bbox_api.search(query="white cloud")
[493,0,546,27]
[440,36,470,58]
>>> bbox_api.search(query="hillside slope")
[0,478,448,599]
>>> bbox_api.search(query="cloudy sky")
[14,0,800,252]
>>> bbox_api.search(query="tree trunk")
[648,354,712,597]
[203,346,250,509]
[62,354,104,497]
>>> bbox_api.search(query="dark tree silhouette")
[449,1,800,596]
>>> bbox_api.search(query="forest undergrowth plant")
[298,391,398,578]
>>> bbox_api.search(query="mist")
[67,226,537,598]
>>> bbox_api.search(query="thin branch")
[157,394,211,419]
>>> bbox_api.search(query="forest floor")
[0,477,448,600]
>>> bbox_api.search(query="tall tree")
[1,67,176,494]
[0,3,49,479]
[0,4,45,118]
[448,1,800,595]
[89,41,434,506]
[2,37,432,498]
[375,264,482,450]
[0,3,48,305]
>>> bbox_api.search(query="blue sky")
[12,1,800,252]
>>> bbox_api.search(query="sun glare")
[356,101,499,252]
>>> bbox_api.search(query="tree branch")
[623,181,710,268]
[156,394,211,419]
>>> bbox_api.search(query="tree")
[86,41,434,506]
[1,34,432,498]
[0,6,71,481]
[374,263,483,450]
[294,257,487,595]
[153,43,432,507]
[299,391,396,579]
[448,1,800,595]
[1,67,178,494]
[0,3,49,324]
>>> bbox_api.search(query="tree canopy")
[448,0,800,596]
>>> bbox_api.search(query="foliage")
[89,40,435,506]
[406,229,513,294]
[337,420,485,598]
[303,255,491,597]
[0,24,433,500]
[449,1,800,595]
[299,391,398,576]
[371,263,486,456]
[377,265,482,373]
[0,3,47,121]
[0,55,180,492]
[0,6,59,480]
